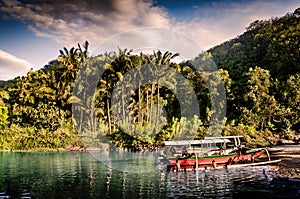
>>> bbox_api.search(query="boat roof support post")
[195,153,198,170]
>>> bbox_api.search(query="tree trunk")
[149,84,154,124]
[90,109,94,132]
[121,86,126,122]
[107,97,112,134]
[156,80,160,132]
[138,81,141,123]
[146,88,149,123]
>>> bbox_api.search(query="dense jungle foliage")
[0,8,299,150]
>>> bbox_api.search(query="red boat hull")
[167,150,265,171]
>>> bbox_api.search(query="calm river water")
[0,152,299,199]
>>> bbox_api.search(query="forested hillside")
[208,8,300,145]
[0,8,299,150]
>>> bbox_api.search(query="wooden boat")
[159,136,277,171]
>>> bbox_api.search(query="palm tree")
[151,51,179,131]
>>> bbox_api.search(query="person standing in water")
[212,160,217,169]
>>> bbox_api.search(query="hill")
[209,7,300,80]
[0,8,299,150]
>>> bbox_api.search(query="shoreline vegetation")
[0,137,299,153]
[0,8,299,152]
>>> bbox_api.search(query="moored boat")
[160,136,275,171]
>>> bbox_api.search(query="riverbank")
[268,145,300,178]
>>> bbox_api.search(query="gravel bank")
[268,145,300,178]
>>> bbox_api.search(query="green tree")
[241,67,282,133]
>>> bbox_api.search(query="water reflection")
[166,169,233,198]
[0,152,166,199]
[0,152,299,198]
[165,166,300,198]
[89,151,160,173]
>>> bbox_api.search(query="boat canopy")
[162,136,244,146]
[205,136,243,139]
[163,138,233,146]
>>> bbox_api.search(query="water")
[0,152,299,199]
[165,167,300,198]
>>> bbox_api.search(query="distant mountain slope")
[208,7,300,80]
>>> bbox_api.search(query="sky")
[0,0,299,80]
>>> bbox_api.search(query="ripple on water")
[165,166,292,198]
[0,190,35,199]
[0,192,10,199]
[1,152,300,198]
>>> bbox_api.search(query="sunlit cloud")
[0,49,32,80]
[0,0,171,49]
[0,0,299,51]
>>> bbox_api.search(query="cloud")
[0,49,32,80]
[0,0,299,52]
[0,0,171,49]
[173,0,300,49]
